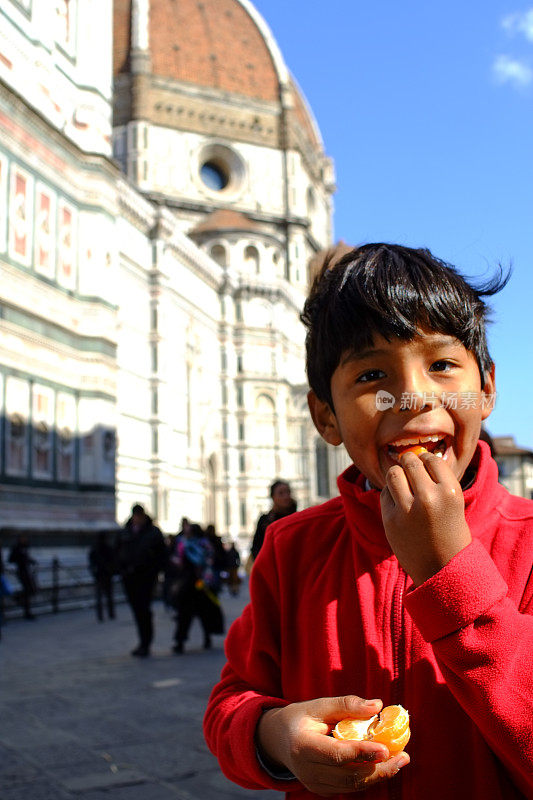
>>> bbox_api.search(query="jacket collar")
[337,441,503,555]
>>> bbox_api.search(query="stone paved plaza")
[0,584,280,800]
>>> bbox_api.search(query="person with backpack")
[170,523,224,654]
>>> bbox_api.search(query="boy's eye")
[430,360,454,372]
[357,369,386,383]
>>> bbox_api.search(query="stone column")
[131,0,151,73]
[130,0,151,121]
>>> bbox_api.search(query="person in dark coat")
[225,541,241,597]
[250,480,297,563]
[115,504,167,657]
[8,534,37,620]
[0,547,12,638]
[88,532,116,622]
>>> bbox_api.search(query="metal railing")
[1,559,126,620]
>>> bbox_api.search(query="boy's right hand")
[256,695,410,796]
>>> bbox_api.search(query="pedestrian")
[115,504,167,657]
[8,534,37,620]
[249,480,296,564]
[204,243,532,798]
[224,541,241,597]
[171,523,223,654]
[0,548,14,640]
[161,534,177,610]
[178,517,191,537]
[163,518,191,610]
[205,524,226,595]
[88,532,116,622]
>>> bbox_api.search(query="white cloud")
[502,9,533,41]
[493,54,533,87]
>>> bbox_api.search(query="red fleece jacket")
[204,443,533,799]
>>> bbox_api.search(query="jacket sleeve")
[203,531,297,792]
[404,538,533,798]
[250,514,267,561]
[150,527,168,572]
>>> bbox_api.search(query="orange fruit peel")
[332,705,410,755]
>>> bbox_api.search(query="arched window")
[7,413,28,474]
[210,244,227,267]
[256,393,275,413]
[34,421,52,476]
[255,394,276,446]
[307,187,316,215]
[244,245,260,274]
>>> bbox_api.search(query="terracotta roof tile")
[290,78,321,149]
[113,0,131,74]
[114,0,279,102]
[190,209,260,234]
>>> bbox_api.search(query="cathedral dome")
[149,0,278,102]
[113,0,323,152]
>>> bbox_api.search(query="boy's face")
[309,330,495,490]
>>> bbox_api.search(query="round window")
[196,144,245,197]
[200,160,229,192]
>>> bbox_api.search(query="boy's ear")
[481,364,496,421]
[307,390,343,446]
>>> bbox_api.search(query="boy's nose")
[392,374,441,412]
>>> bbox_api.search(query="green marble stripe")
[0,303,116,358]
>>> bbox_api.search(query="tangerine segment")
[399,445,428,459]
[332,715,377,741]
[368,705,410,754]
[332,705,410,756]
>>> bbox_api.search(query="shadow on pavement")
[0,581,282,799]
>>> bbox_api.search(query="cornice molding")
[152,209,224,292]
[0,78,116,176]
[232,275,305,315]
[144,191,312,231]
[117,176,156,232]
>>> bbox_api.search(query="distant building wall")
[0,0,340,553]
[493,436,533,500]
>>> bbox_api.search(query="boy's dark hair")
[301,243,510,409]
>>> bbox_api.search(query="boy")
[204,244,533,799]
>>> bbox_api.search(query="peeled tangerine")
[399,445,427,458]
[332,705,410,755]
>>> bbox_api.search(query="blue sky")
[253,0,533,448]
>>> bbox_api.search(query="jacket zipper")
[391,565,407,700]
[389,565,408,800]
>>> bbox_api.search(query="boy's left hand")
[380,450,472,586]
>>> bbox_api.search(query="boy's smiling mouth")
[386,434,450,464]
